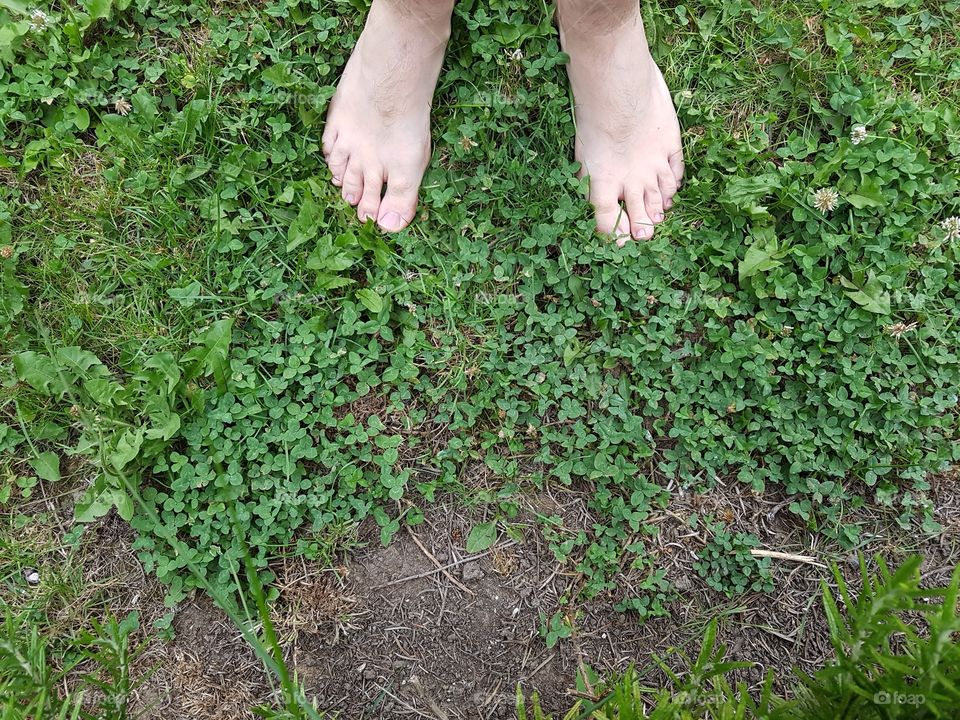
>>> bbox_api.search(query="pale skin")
[322,0,683,240]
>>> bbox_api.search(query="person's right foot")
[322,0,452,232]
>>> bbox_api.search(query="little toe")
[644,185,666,225]
[322,127,338,158]
[377,174,419,233]
[327,148,349,186]
[341,162,364,206]
[658,169,679,210]
[626,192,655,240]
[357,168,384,223]
[668,151,685,186]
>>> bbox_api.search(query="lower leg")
[556,0,684,241]
[556,0,637,36]
[323,0,455,232]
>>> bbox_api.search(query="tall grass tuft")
[519,555,960,719]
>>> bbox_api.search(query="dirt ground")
[105,470,960,719]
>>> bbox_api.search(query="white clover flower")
[885,321,918,338]
[850,124,868,145]
[29,8,50,31]
[114,97,132,115]
[813,187,839,213]
[941,216,960,241]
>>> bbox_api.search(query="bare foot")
[559,3,684,243]
[322,0,452,232]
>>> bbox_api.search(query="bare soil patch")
[286,507,572,719]
[70,471,957,719]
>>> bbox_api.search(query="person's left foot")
[559,5,684,243]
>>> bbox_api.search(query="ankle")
[374,0,454,38]
[557,0,640,39]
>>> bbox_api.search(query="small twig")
[568,689,602,702]
[375,541,518,590]
[537,568,559,592]
[751,549,826,568]
[408,675,450,720]
[570,616,595,699]
[754,624,799,642]
[372,683,434,720]
[520,652,556,682]
[407,528,474,596]
[518,641,533,674]
[436,580,449,627]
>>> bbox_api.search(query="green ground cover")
[2,0,959,716]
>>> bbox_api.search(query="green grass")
[2,0,960,714]
[0,506,147,719]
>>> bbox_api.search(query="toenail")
[654,213,664,222]
[633,227,650,239]
[344,193,356,204]
[332,176,342,185]
[378,211,404,231]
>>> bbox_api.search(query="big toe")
[377,173,419,233]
